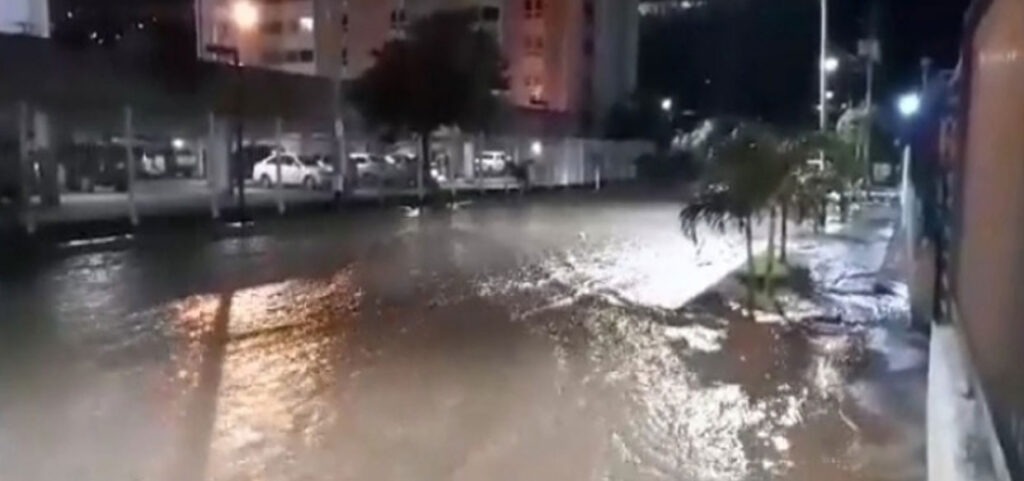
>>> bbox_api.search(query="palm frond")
[679,189,735,242]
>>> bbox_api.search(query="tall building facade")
[195,0,637,123]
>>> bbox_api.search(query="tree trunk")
[765,206,777,296]
[780,202,789,263]
[840,193,849,222]
[744,217,756,320]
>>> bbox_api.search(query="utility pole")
[819,0,829,132]
[859,37,880,182]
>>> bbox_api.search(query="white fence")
[500,137,654,187]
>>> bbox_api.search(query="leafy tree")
[680,124,791,316]
[351,10,506,190]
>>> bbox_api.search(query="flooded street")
[0,194,925,481]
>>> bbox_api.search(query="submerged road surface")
[0,193,925,480]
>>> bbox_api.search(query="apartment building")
[195,0,637,123]
[504,0,638,123]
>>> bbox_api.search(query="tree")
[775,131,863,262]
[680,124,791,316]
[351,10,506,193]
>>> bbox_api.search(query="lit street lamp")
[231,1,260,31]
[898,92,922,118]
[823,56,839,74]
[661,97,673,112]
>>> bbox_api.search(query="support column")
[32,110,59,207]
[124,106,139,226]
[17,102,35,235]
[206,112,230,220]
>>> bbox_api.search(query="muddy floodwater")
[0,194,925,480]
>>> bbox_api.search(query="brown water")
[0,196,925,480]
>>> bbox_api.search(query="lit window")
[299,16,314,32]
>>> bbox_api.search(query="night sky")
[47,0,975,125]
[639,0,973,125]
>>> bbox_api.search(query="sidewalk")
[678,200,929,480]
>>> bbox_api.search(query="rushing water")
[0,195,924,481]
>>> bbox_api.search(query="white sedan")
[252,153,330,189]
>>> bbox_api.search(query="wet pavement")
[0,193,925,480]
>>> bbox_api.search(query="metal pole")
[207,111,220,220]
[17,101,35,235]
[417,133,426,202]
[234,50,247,222]
[333,70,348,197]
[275,117,285,215]
[864,51,875,181]
[124,106,139,226]
[819,0,828,132]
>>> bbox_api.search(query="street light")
[530,140,543,157]
[661,97,673,112]
[231,1,259,32]
[822,56,839,74]
[897,92,922,118]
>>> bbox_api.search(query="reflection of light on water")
[159,270,360,480]
[481,224,767,310]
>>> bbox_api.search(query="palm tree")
[680,124,791,316]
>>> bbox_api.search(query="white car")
[475,151,510,175]
[252,153,329,189]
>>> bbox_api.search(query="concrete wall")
[500,137,649,186]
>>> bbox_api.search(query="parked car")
[162,147,199,178]
[59,143,137,192]
[475,150,511,175]
[349,152,400,185]
[252,152,328,189]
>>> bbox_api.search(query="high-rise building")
[504,0,638,123]
[194,0,637,122]
[0,0,50,37]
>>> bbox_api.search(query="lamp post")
[205,1,258,222]
[819,0,832,132]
